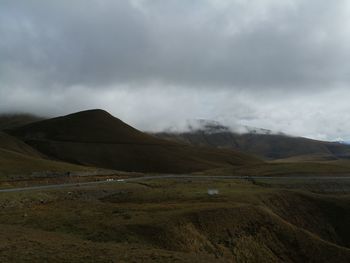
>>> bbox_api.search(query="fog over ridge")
[1,0,350,141]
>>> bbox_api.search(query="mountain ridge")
[5,109,260,173]
[153,120,350,160]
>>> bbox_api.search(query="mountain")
[0,113,44,130]
[153,120,350,160]
[0,131,43,158]
[0,132,94,180]
[6,110,260,173]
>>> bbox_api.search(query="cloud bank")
[1,0,350,140]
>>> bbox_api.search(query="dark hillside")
[0,113,44,130]
[0,132,43,158]
[7,110,260,173]
[0,132,95,180]
[155,129,350,160]
[8,109,158,144]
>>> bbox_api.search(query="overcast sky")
[1,0,350,141]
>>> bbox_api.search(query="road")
[1,175,350,193]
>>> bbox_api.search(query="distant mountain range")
[163,119,276,135]
[153,119,350,161]
[1,110,350,179]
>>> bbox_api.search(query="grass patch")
[0,179,350,262]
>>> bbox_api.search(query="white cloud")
[1,0,350,141]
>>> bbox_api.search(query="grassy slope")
[0,132,96,180]
[155,131,350,160]
[6,109,260,173]
[0,131,43,157]
[0,148,96,180]
[0,180,349,262]
[198,161,350,177]
[270,153,340,162]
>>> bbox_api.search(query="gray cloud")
[1,0,350,140]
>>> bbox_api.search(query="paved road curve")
[1,175,350,193]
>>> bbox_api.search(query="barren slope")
[6,109,260,173]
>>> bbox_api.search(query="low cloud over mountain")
[1,0,350,140]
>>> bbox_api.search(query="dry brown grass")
[0,179,350,262]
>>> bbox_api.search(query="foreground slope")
[1,179,350,262]
[0,131,43,158]
[0,132,96,180]
[0,148,95,180]
[6,109,260,173]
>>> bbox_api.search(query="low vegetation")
[1,109,350,262]
[199,161,350,177]
[0,179,349,262]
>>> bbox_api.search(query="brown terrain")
[5,109,260,174]
[0,110,350,262]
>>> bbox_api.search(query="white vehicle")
[106,178,114,182]
[117,179,125,182]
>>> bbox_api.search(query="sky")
[1,0,350,141]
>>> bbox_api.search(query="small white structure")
[207,189,219,195]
